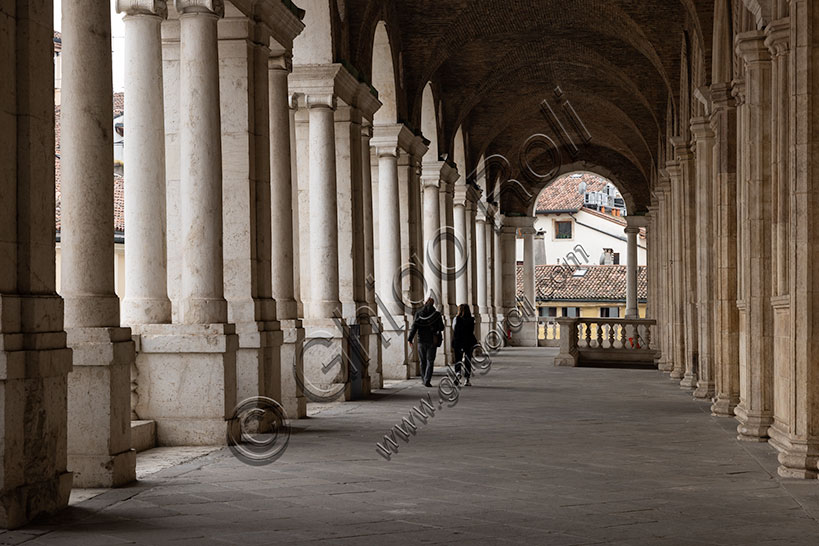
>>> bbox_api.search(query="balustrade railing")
[537,319,560,346]
[555,317,657,366]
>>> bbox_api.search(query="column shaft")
[625,227,639,319]
[378,151,402,314]
[122,10,171,325]
[423,176,442,303]
[306,101,341,319]
[454,203,468,305]
[178,9,226,324]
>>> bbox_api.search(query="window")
[539,307,558,318]
[613,253,620,265]
[561,307,581,318]
[600,307,620,318]
[555,220,573,240]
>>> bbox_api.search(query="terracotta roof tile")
[516,264,647,302]
[535,172,609,212]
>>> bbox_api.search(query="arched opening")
[421,82,438,161]
[371,21,397,126]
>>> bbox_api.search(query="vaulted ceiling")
[341,0,717,214]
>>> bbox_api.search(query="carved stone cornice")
[735,30,770,64]
[371,123,416,157]
[764,17,790,57]
[731,79,746,106]
[175,0,224,16]
[117,0,168,17]
[289,64,360,110]
[356,83,382,123]
[268,52,292,72]
[454,183,481,207]
[253,0,305,51]
[690,116,715,142]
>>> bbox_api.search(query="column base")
[670,366,685,380]
[280,319,307,418]
[67,326,136,488]
[69,450,136,489]
[769,427,819,479]
[134,323,238,446]
[734,405,773,441]
[657,357,674,372]
[380,315,409,380]
[301,319,351,403]
[680,372,697,390]
[710,394,739,416]
[693,380,715,399]
[234,320,283,403]
[365,316,384,389]
[0,472,73,530]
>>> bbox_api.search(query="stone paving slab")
[2,347,819,544]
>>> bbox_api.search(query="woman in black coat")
[452,304,477,386]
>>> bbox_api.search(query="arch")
[421,82,439,160]
[528,165,638,218]
[371,21,398,125]
[453,125,467,178]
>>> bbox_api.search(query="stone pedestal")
[301,320,351,402]
[67,327,136,487]
[134,324,238,445]
[366,316,384,389]
[279,319,307,418]
[381,317,410,380]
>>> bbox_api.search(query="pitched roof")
[535,172,609,212]
[55,101,125,235]
[517,264,647,302]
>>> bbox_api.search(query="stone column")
[361,121,383,389]
[136,1,238,446]
[673,137,699,390]
[494,223,504,326]
[62,0,135,487]
[0,0,73,525]
[654,180,674,372]
[361,119,384,389]
[485,206,497,329]
[217,11,282,415]
[735,30,774,441]
[466,189,483,339]
[666,159,686,381]
[710,82,740,416]
[500,223,518,338]
[300,93,350,398]
[765,17,794,461]
[691,117,716,399]
[517,221,538,346]
[774,2,819,477]
[453,188,470,306]
[371,124,417,379]
[624,226,640,319]
[440,171,459,320]
[269,55,306,418]
[119,0,172,326]
[475,208,489,318]
[422,166,443,305]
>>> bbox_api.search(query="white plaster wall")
[516,210,647,266]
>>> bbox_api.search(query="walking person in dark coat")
[452,304,478,386]
[408,297,445,387]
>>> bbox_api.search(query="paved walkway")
[4,348,819,545]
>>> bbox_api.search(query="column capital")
[764,18,790,56]
[669,136,693,162]
[710,82,736,113]
[305,94,336,110]
[116,0,168,17]
[735,29,770,64]
[288,92,300,110]
[290,64,361,112]
[690,116,715,141]
[731,79,746,106]
[174,0,224,16]
[454,184,481,207]
[269,53,292,72]
[254,0,305,51]
[361,121,373,140]
[371,123,416,154]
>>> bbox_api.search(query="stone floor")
[5,347,819,545]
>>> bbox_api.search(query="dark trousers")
[417,343,436,385]
[454,346,473,379]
